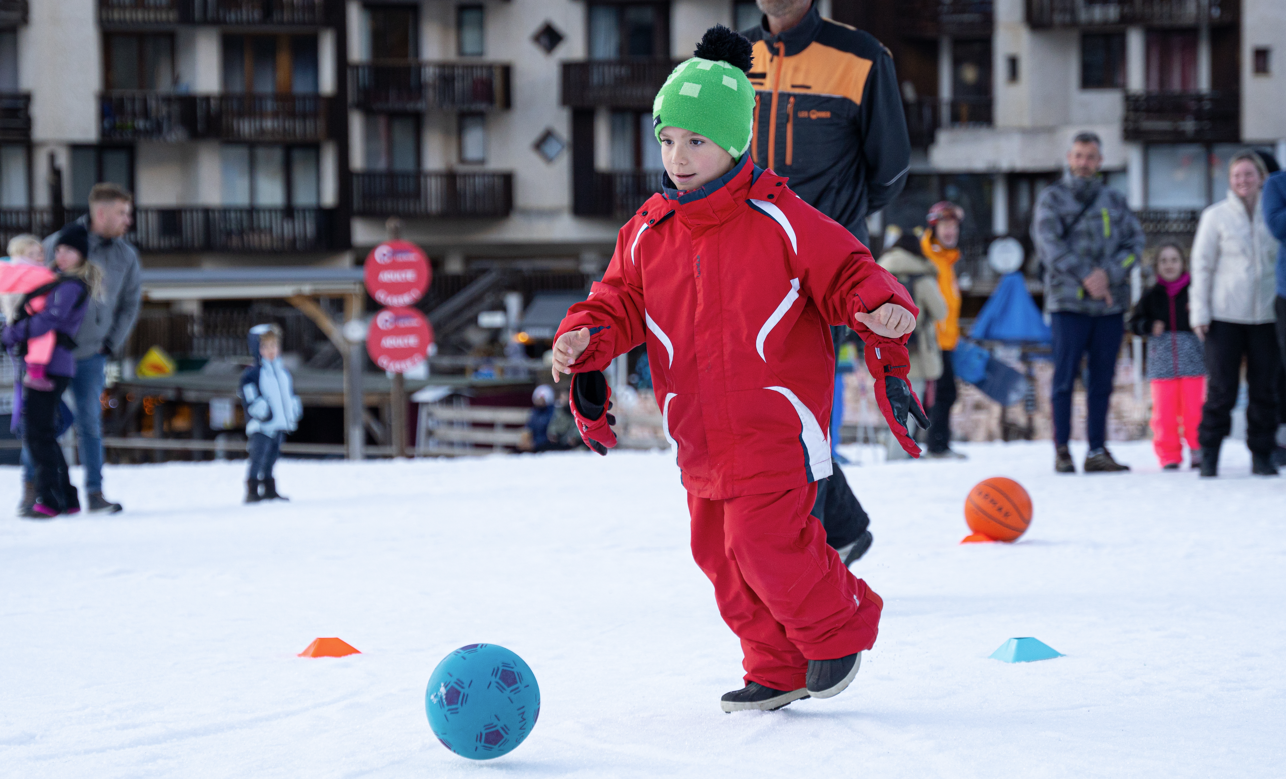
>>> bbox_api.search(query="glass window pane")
[1081,33,1125,89]
[0,31,18,92]
[364,114,387,170]
[101,149,133,194]
[0,144,28,207]
[252,37,277,94]
[1146,144,1206,208]
[290,147,320,207]
[144,35,174,91]
[610,111,634,170]
[460,114,486,164]
[253,146,285,206]
[71,147,97,207]
[458,6,485,57]
[110,35,140,90]
[391,116,419,171]
[369,7,418,60]
[291,36,319,94]
[223,36,246,93]
[639,113,663,171]
[220,145,251,206]
[622,6,657,58]
[588,6,620,60]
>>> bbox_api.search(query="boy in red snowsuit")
[553,27,928,713]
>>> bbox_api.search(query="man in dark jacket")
[1032,132,1144,474]
[37,183,141,514]
[741,0,910,565]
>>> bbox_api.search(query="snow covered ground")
[2,440,1284,778]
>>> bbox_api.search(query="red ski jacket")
[556,156,916,499]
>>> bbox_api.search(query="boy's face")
[658,127,736,191]
[260,338,280,362]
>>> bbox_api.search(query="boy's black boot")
[18,480,35,515]
[1054,445,1075,473]
[245,479,262,503]
[719,682,809,713]
[1199,445,1220,478]
[806,652,862,699]
[262,478,288,501]
[837,530,873,567]
[1251,453,1280,476]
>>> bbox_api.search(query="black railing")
[0,92,31,141]
[350,63,511,112]
[0,207,338,253]
[98,0,332,27]
[1123,91,1239,143]
[902,0,993,37]
[574,170,665,220]
[0,0,27,26]
[1135,208,1202,245]
[903,97,994,148]
[1027,0,1237,28]
[352,172,513,218]
[101,92,331,142]
[561,60,682,110]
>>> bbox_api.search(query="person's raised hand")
[854,303,916,339]
[551,327,590,383]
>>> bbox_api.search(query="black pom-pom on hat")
[693,24,754,74]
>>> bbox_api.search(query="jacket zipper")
[751,94,760,166]
[767,42,785,170]
[786,95,795,167]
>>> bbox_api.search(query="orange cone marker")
[299,637,361,658]
[960,532,999,544]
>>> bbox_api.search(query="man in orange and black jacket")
[741,0,910,246]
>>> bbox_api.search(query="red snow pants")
[1150,377,1205,466]
[688,484,883,692]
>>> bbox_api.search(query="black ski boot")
[806,652,862,699]
[88,492,122,514]
[720,682,809,713]
[18,480,35,516]
[1083,447,1130,472]
[1055,445,1075,473]
[245,479,262,503]
[1251,453,1280,476]
[262,477,288,501]
[836,531,873,567]
[1199,445,1219,478]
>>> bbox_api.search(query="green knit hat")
[652,26,756,160]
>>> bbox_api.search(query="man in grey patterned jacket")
[1032,132,1145,473]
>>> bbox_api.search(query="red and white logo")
[366,306,434,373]
[364,240,431,307]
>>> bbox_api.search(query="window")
[1146,144,1207,208]
[610,110,663,171]
[0,31,17,91]
[223,35,318,94]
[220,145,319,207]
[587,3,669,60]
[0,144,28,207]
[365,114,420,171]
[533,129,566,163]
[882,173,993,245]
[733,1,760,33]
[105,34,175,91]
[1006,55,1019,84]
[458,5,485,57]
[366,5,419,60]
[1146,31,1197,92]
[70,147,134,207]
[1081,33,1125,89]
[532,22,565,55]
[459,114,486,164]
[1253,47,1271,76]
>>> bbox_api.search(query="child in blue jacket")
[239,324,302,502]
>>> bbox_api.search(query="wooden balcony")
[1123,91,1239,143]
[352,172,513,219]
[574,170,665,220]
[101,92,331,142]
[0,93,31,141]
[901,0,993,38]
[0,0,27,27]
[350,63,511,112]
[98,0,333,28]
[903,97,994,149]
[1026,0,1237,29]
[561,60,681,110]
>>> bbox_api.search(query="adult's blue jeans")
[70,354,107,493]
[1050,312,1124,451]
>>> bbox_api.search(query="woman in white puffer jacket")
[1190,150,1281,476]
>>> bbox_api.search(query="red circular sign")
[366,307,434,373]
[364,240,431,307]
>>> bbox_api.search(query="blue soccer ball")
[425,643,540,760]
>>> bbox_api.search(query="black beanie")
[56,222,90,260]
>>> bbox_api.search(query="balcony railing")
[562,60,682,110]
[574,170,665,220]
[1135,208,1201,245]
[350,63,511,112]
[1123,91,1239,143]
[0,93,31,141]
[99,0,332,27]
[0,0,28,27]
[0,207,338,253]
[903,97,994,148]
[1026,0,1237,29]
[101,92,331,142]
[902,0,993,37]
[352,172,513,218]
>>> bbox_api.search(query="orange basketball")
[964,477,1032,542]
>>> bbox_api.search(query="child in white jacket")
[239,325,302,501]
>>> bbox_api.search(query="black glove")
[570,371,618,455]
